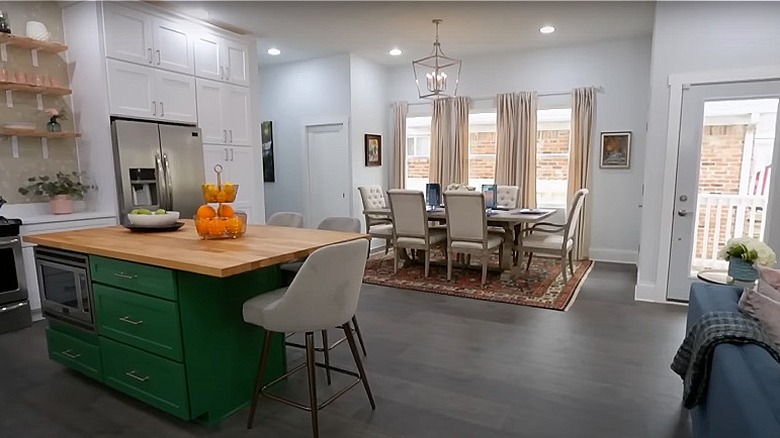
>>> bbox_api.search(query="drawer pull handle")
[119,316,144,325]
[114,272,138,280]
[61,349,82,359]
[126,371,150,382]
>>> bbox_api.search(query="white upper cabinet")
[195,79,225,144]
[194,32,249,86]
[152,18,194,74]
[107,59,196,124]
[195,79,251,146]
[103,3,193,74]
[103,3,153,66]
[223,84,251,145]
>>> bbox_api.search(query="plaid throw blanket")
[671,311,780,409]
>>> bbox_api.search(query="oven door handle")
[0,237,20,249]
[0,302,27,314]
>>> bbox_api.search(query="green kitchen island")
[24,221,367,425]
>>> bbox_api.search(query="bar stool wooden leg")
[351,315,367,356]
[321,330,332,385]
[305,332,319,438]
[247,330,273,429]
[343,323,375,409]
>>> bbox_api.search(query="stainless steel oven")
[0,235,26,305]
[35,247,94,331]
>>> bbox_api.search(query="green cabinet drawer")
[102,337,190,420]
[94,284,183,361]
[47,328,103,382]
[90,255,177,300]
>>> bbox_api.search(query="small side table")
[697,270,734,285]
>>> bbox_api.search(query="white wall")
[637,1,780,302]
[388,37,652,263]
[259,54,351,216]
[349,55,389,230]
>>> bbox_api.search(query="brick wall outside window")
[537,130,570,180]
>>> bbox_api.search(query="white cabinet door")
[152,17,193,75]
[103,3,153,66]
[228,146,255,205]
[196,79,226,144]
[155,70,197,124]
[203,144,230,182]
[224,39,249,86]
[106,59,155,119]
[193,32,223,81]
[232,202,254,224]
[222,84,251,146]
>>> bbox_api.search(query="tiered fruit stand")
[195,165,247,239]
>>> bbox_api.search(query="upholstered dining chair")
[443,191,504,286]
[387,189,447,277]
[243,239,375,438]
[446,183,475,191]
[280,217,369,385]
[267,211,304,228]
[517,188,589,283]
[358,186,393,254]
[496,186,520,209]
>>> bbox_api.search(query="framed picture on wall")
[364,134,382,167]
[600,131,631,169]
[261,121,275,182]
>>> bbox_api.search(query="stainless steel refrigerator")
[112,120,205,224]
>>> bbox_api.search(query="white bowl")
[127,211,180,227]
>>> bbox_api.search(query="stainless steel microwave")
[35,247,94,331]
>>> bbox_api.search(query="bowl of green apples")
[127,209,180,227]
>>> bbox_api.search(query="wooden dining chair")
[443,191,504,286]
[517,188,589,282]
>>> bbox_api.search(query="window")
[405,116,431,191]
[468,112,497,188]
[536,108,572,208]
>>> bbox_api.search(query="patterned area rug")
[363,250,593,311]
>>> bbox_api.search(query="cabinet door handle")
[125,371,150,382]
[226,66,230,80]
[160,101,164,117]
[156,49,161,65]
[61,349,82,360]
[147,48,152,64]
[224,148,229,161]
[113,272,137,280]
[119,316,144,325]
[220,66,224,79]
[152,101,157,116]
[229,129,233,143]
[230,148,234,161]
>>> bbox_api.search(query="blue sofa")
[687,283,780,438]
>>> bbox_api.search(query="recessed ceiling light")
[540,26,555,34]
[389,48,403,56]
[267,48,281,56]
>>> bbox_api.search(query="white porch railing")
[692,194,767,270]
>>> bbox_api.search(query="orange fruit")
[195,218,210,236]
[225,217,243,234]
[218,204,235,218]
[207,218,227,236]
[216,191,228,203]
[196,205,216,219]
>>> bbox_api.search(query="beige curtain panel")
[449,96,471,186]
[429,98,452,185]
[569,86,596,260]
[494,92,538,207]
[392,101,408,189]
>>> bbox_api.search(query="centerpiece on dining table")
[718,237,777,282]
[194,164,247,239]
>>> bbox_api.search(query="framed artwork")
[261,121,275,182]
[364,133,382,167]
[600,131,631,169]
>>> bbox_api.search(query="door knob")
[678,209,691,217]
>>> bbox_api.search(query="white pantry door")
[305,123,351,228]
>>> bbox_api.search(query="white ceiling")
[162,1,657,66]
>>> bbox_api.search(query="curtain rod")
[404,86,605,107]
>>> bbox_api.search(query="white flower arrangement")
[718,237,777,267]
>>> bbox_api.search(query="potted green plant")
[718,237,777,281]
[18,171,94,214]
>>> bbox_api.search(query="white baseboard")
[634,280,686,305]
[589,248,637,264]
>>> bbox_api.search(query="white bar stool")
[242,239,375,438]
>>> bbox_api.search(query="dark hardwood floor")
[0,262,691,438]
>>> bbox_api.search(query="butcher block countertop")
[23,220,369,278]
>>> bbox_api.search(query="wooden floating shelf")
[0,33,67,53]
[0,81,71,96]
[0,129,80,138]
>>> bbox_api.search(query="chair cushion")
[522,233,572,251]
[451,235,503,251]
[242,288,287,327]
[397,230,446,248]
[368,224,393,237]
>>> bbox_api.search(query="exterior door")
[152,17,193,75]
[305,123,351,228]
[155,70,197,124]
[667,80,780,300]
[102,3,152,66]
[106,59,155,119]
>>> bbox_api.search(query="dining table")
[362,206,556,279]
